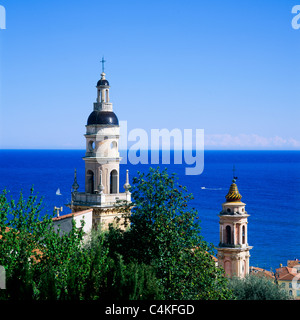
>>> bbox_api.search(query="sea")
[0,149,299,272]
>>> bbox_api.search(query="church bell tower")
[84,68,120,196]
[216,175,252,278]
[69,59,131,229]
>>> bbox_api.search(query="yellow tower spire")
[225,165,242,202]
[225,179,242,202]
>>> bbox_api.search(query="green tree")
[0,173,233,300]
[114,167,233,300]
[100,254,163,300]
[0,188,108,300]
[34,218,90,300]
[228,274,290,300]
[0,188,160,300]
[0,187,53,299]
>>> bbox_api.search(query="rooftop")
[225,179,242,202]
[275,266,299,281]
[249,266,275,280]
[52,208,93,221]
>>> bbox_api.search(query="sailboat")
[56,188,62,196]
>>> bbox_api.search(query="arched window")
[111,141,117,149]
[87,170,94,194]
[97,89,101,102]
[242,225,246,244]
[88,140,95,152]
[110,170,118,194]
[226,225,231,245]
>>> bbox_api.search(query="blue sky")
[0,0,299,149]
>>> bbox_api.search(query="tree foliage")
[0,187,93,299]
[228,274,290,300]
[100,254,163,300]
[107,167,233,300]
[229,274,289,300]
[1,168,283,300]
[0,188,162,300]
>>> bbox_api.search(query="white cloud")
[205,134,300,149]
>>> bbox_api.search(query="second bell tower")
[216,177,252,278]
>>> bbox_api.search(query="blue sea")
[0,150,299,272]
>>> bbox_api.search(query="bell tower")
[68,59,131,229]
[217,175,252,278]
[84,69,121,196]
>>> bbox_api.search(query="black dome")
[97,79,109,87]
[87,111,119,126]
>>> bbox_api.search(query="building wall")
[53,217,73,236]
[217,249,250,278]
[277,280,300,299]
[219,215,249,247]
[53,210,93,241]
[85,161,120,194]
[73,210,93,235]
[71,205,130,231]
[84,125,120,194]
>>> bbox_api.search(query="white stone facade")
[68,68,131,230]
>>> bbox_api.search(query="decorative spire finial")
[100,56,106,73]
[72,168,79,192]
[123,169,131,193]
[232,164,238,182]
[98,169,104,194]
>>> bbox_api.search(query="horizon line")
[1,148,300,152]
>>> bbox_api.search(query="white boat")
[56,188,62,196]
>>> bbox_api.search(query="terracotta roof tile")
[249,266,275,279]
[275,266,299,281]
[52,209,93,221]
[287,260,300,268]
